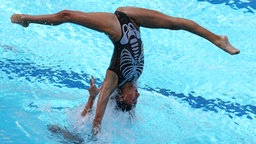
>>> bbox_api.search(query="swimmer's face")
[121,83,140,107]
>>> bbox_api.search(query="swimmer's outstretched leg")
[11,10,121,41]
[117,7,240,55]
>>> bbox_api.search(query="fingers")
[89,76,101,92]
[90,76,95,86]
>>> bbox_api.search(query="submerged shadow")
[198,0,256,13]
[1,58,255,121]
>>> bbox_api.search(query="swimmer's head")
[115,82,140,111]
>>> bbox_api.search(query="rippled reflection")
[143,86,256,121]
[0,58,102,89]
[198,0,256,13]
[1,57,255,121]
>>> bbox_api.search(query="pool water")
[1,0,256,143]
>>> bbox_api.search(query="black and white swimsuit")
[108,11,144,87]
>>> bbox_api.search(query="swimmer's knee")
[57,10,73,22]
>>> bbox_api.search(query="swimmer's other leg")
[117,7,240,55]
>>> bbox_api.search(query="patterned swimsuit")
[108,11,144,87]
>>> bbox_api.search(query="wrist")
[84,106,91,112]
[93,117,101,128]
[81,106,91,117]
[88,94,97,101]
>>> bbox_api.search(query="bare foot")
[11,14,29,27]
[216,35,240,55]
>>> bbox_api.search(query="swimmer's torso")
[108,11,144,87]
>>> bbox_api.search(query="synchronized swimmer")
[11,6,240,135]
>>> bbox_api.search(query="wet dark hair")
[115,89,133,112]
[115,99,132,111]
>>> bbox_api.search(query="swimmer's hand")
[92,122,101,136]
[86,126,99,141]
[88,76,101,99]
[81,76,101,117]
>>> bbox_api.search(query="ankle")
[213,35,226,48]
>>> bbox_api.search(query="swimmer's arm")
[81,76,101,117]
[81,95,95,117]
[92,70,118,135]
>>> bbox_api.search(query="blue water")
[1,0,256,143]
